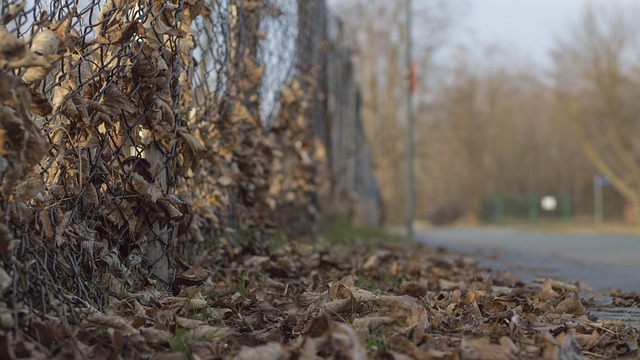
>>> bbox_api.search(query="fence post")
[405,0,415,239]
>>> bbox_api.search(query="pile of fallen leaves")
[2,231,638,360]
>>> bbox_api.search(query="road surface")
[416,227,640,293]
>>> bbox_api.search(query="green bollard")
[529,194,538,224]
[562,193,572,224]
[495,195,504,226]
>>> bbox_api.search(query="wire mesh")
[0,0,381,345]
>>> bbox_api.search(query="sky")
[457,0,638,65]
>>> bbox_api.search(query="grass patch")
[268,232,287,252]
[321,219,405,245]
[171,326,190,356]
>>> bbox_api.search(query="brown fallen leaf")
[236,342,289,360]
[22,29,60,83]
[96,21,144,45]
[184,325,230,341]
[190,341,231,360]
[460,336,519,360]
[541,332,584,360]
[572,330,600,349]
[297,315,367,360]
[352,316,395,339]
[387,336,438,360]
[379,295,429,339]
[87,315,138,334]
[535,278,579,293]
[554,292,586,316]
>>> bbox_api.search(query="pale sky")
[329,0,640,65]
[458,0,639,64]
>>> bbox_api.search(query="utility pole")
[405,0,415,239]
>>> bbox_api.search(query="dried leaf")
[101,84,137,115]
[0,129,6,156]
[96,21,144,45]
[0,267,11,294]
[40,211,55,238]
[218,175,233,186]
[460,337,519,360]
[22,30,60,82]
[185,325,230,341]
[28,88,53,116]
[87,315,138,334]
[2,2,26,25]
[379,295,429,339]
[555,292,586,316]
[176,316,203,329]
[236,342,289,360]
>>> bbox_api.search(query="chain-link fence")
[0,0,380,343]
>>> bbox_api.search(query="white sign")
[541,196,557,211]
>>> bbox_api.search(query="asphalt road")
[416,227,640,293]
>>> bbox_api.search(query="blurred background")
[329,0,640,228]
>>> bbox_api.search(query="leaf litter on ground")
[2,231,639,360]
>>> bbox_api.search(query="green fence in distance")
[483,194,572,225]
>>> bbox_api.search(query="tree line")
[336,2,638,224]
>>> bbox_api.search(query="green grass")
[321,219,405,245]
[364,325,394,353]
[268,232,287,252]
[171,326,190,356]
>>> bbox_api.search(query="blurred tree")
[553,5,640,221]
[336,0,454,224]
[419,45,593,222]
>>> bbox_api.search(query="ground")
[3,222,640,359]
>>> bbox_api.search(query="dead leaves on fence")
[0,29,48,199]
[1,4,329,357]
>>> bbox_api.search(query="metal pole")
[406,0,415,239]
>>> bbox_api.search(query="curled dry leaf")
[536,278,579,293]
[101,83,137,115]
[386,336,440,360]
[189,341,230,360]
[0,267,10,294]
[352,316,394,339]
[362,253,380,271]
[322,298,352,315]
[541,332,585,360]
[540,279,561,300]
[140,327,173,346]
[28,88,53,116]
[218,175,233,186]
[0,27,50,70]
[379,295,429,339]
[554,292,586,316]
[176,316,203,329]
[235,342,289,360]
[2,1,26,25]
[87,315,138,334]
[297,315,367,360]
[460,337,519,360]
[22,30,61,83]
[96,21,144,45]
[185,325,230,342]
